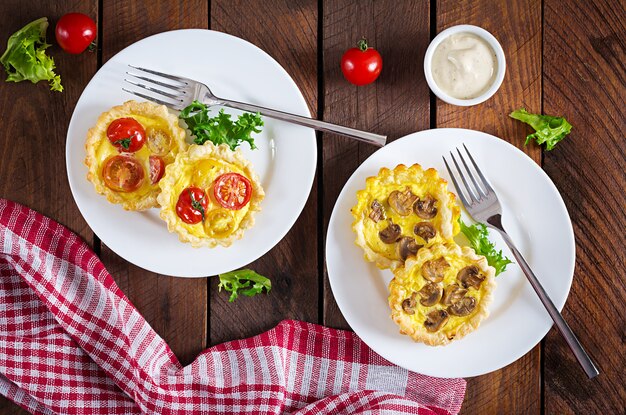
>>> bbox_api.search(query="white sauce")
[431,33,497,100]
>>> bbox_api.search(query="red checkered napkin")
[0,199,466,414]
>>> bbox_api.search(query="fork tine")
[456,148,487,198]
[442,155,472,208]
[122,88,185,110]
[126,72,184,91]
[463,144,495,194]
[124,78,185,100]
[450,150,480,203]
[128,65,189,85]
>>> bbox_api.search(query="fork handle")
[490,224,600,379]
[218,99,387,147]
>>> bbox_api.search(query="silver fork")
[443,144,599,379]
[123,65,387,147]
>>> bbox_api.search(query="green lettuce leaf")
[459,219,513,276]
[509,108,571,150]
[0,17,62,92]
[218,269,271,302]
[179,100,263,150]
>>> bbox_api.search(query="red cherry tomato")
[149,156,165,184]
[340,38,382,86]
[102,155,145,192]
[55,13,97,54]
[107,118,146,153]
[176,187,208,225]
[213,173,252,210]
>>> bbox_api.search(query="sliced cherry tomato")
[176,187,208,225]
[146,127,172,156]
[102,155,145,192]
[213,173,252,210]
[149,156,165,184]
[340,38,382,86]
[55,13,97,54]
[204,210,235,238]
[107,118,146,153]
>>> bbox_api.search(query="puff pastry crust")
[351,164,461,270]
[157,143,264,248]
[388,243,496,346]
[84,100,187,210]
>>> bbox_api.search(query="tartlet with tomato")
[157,143,264,248]
[84,100,187,210]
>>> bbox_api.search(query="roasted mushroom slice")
[441,284,468,306]
[418,283,443,307]
[414,194,438,219]
[448,296,477,316]
[379,222,401,244]
[424,309,449,332]
[368,199,385,223]
[388,188,418,216]
[457,265,485,289]
[397,237,422,261]
[402,292,418,315]
[414,221,436,242]
[421,257,450,283]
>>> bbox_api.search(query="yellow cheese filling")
[94,114,175,201]
[361,180,452,260]
[400,253,486,332]
[165,158,251,239]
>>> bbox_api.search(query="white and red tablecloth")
[0,199,466,414]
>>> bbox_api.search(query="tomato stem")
[357,38,368,52]
[188,189,206,221]
[88,40,97,53]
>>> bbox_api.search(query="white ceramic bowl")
[424,25,506,106]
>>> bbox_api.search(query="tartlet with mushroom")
[85,100,188,210]
[388,243,495,346]
[351,164,461,270]
[157,142,264,248]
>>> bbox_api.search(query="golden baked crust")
[351,164,461,270]
[388,243,495,346]
[84,100,187,210]
[157,143,264,248]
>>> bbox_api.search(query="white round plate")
[326,128,575,378]
[66,30,316,277]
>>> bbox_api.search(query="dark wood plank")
[0,1,98,412]
[100,0,209,366]
[0,0,96,242]
[435,0,542,414]
[209,0,319,344]
[322,0,431,329]
[543,0,625,413]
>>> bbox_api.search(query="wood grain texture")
[436,1,542,414]
[322,0,431,329]
[0,0,96,243]
[100,0,209,366]
[209,0,319,345]
[0,1,97,413]
[543,0,625,413]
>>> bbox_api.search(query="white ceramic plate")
[66,30,316,277]
[326,128,575,378]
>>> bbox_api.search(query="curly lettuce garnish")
[179,101,263,150]
[0,17,62,92]
[509,108,572,150]
[218,269,271,302]
[459,219,513,276]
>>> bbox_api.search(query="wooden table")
[1,1,623,413]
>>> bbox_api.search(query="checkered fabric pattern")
[0,199,466,414]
